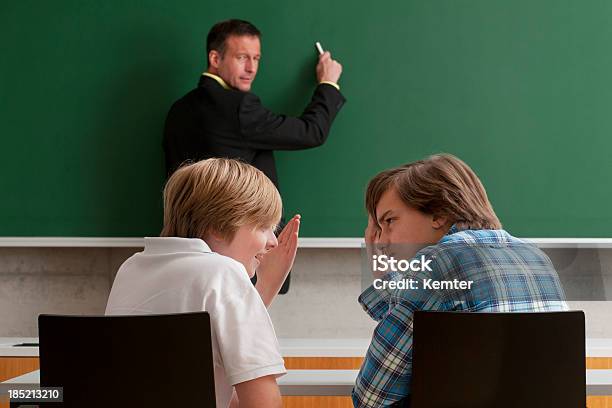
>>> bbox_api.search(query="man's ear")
[432,214,449,230]
[208,50,221,69]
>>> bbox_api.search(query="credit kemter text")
[373,278,474,290]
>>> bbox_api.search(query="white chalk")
[315,41,324,55]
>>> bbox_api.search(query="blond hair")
[161,158,282,240]
[366,154,501,230]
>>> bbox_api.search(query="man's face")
[211,35,261,92]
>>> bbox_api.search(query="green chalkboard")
[2,0,612,237]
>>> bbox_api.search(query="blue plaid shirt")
[352,227,568,407]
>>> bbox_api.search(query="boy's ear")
[205,230,224,243]
[432,214,449,230]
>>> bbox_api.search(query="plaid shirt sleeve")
[352,299,416,407]
[358,276,393,322]
[353,256,442,407]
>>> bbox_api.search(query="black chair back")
[411,311,585,408]
[38,312,216,407]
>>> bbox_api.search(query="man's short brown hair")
[366,154,501,230]
[206,19,261,61]
[161,158,281,241]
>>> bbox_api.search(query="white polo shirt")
[105,237,286,408]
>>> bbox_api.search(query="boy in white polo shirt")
[106,158,299,408]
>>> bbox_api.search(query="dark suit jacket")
[162,75,346,186]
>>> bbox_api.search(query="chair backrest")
[38,312,216,408]
[410,311,585,408]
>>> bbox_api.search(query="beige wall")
[0,247,611,338]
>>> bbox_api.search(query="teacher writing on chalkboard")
[163,19,345,183]
[162,19,345,293]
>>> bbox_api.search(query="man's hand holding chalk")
[315,41,343,86]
